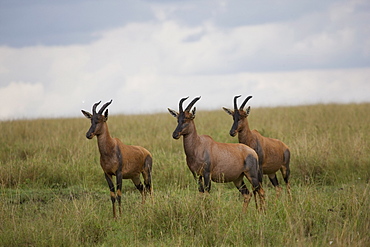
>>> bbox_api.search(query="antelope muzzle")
[86,131,95,139]
[229,129,237,137]
[172,123,184,139]
[172,130,181,139]
[230,120,239,137]
[86,125,96,139]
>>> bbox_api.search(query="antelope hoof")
[276,186,283,198]
[242,194,252,212]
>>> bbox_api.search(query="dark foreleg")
[268,174,279,187]
[234,178,252,212]
[251,177,265,212]
[198,176,205,193]
[203,160,212,193]
[245,154,265,212]
[204,171,212,193]
[255,140,264,185]
[268,173,282,197]
[114,146,123,216]
[105,173,117,218]
[143,155,153,194]
[193,172,204,193]
[115,170,123,216]
[282,148,291,196]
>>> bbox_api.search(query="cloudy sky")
[0,0,369,120]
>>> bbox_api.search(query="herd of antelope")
[82,96,291,218]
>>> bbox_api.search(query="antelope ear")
[81,110,92,119]
[246,106,251,116]
[104,109,109,121]
[168,108,178,118]
[191,107,196,119]
[222,107,233,116]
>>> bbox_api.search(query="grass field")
[0,103,369,246]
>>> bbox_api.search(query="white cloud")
[0,1,369,120]
[0,82,45,119]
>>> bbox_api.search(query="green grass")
[1,103,369,246]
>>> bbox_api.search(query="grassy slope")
[0,103,369,246]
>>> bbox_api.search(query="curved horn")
[185,96,201,112]
[179,97,189,113]
[92,101,101,114]
[240,96,252,110]
[233,95,241,110]
[98,100,113,114]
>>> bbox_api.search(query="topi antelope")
[168,97,265,211]
[223,95,291,196]
[82,100,152,218]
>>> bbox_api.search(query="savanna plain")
[0,103,369,246]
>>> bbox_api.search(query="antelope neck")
[182,121,200,156]
[96,123,116,156]
[238,120,254,145]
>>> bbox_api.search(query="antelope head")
[81,100,112,139]
[223,95,252,137]
[168,96,201,139]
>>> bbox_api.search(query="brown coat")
[169,97,265,211]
